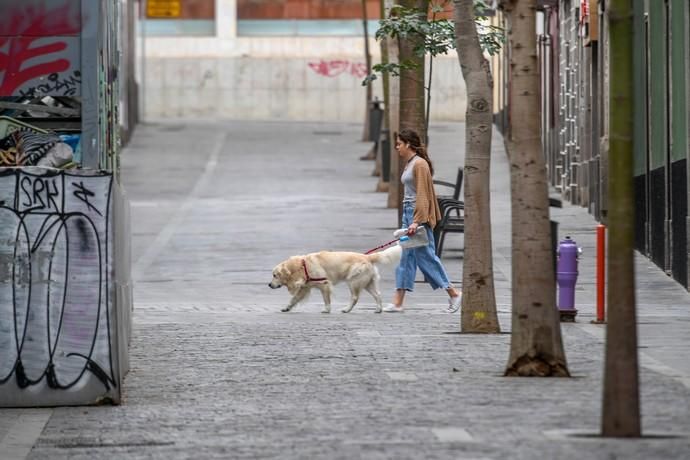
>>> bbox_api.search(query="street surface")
[1,120,689,459]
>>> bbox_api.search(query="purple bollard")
[556,236,580,322]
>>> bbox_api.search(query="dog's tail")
[366,244,402,266]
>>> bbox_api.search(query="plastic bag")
[395,225,429,249]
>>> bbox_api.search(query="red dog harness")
[301,259,328,283]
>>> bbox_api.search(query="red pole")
[595,224,606,323]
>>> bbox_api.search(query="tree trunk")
[377,0,391,192]
[397,0,427,225]
[501,0,569,377]
[601,0,640,437]
[398,0,428,142]
[361,0,373,142]
[385,0,402,212]
[453,0,499,333]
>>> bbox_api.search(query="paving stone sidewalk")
[1,120,689,459]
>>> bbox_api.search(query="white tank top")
[401,156,419,204]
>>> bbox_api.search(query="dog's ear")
[277,257,296,280]
[284,257,306,293]
[273,258,293,279]
[275,266,285,280]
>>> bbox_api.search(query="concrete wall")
[140,0,467,122]
[142,55,466,122]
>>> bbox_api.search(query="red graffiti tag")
[0,4,80,96]
[349,62,368,78]
[308,60,368,78]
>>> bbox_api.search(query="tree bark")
[385,0,402,212]
[377,0,391,192]
[362,0,373,142]
[453,0,499,333]
[398,0,428,142]
[601,0,640,437]
[396,0,428,225]
[501,0,569,377]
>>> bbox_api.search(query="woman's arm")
[412,161,433,227]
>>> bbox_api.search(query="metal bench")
[433,168,464,256]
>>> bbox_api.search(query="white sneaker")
[445,294,462,313]
[383,304,404,313]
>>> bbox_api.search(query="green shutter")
[670,0,687,163]
[648,2,667,170]
[633,0,647,176]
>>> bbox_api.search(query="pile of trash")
[0,116,77,169]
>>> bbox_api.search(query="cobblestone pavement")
[2,120,689,459]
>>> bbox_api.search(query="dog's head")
[269,257,304,292]
[268,261,289,289]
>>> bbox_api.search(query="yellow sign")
[473,311,486,320]
[147,0,181,18]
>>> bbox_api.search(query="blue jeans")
[395,202,452,291]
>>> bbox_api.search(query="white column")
[216,0,237,39]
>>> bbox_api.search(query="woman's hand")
[407,222,419,235]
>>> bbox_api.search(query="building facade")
[140,0,467,122]
[530,0,690,289]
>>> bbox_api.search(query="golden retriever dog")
[269,245,401,313]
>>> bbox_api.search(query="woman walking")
[383,128,462,313]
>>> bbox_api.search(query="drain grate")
[50,439,175,449]
[53,440,175,449]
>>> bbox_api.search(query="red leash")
[364,238,400,255]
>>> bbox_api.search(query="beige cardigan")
[411,159,442,229]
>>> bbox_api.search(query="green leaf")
[372,0,505,74]
[361,74,378,86]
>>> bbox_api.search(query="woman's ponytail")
[414,144,434,176]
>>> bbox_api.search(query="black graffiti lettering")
[72,181,102,216]
[18,177,61,211]
[46,180,60,211]
[57,74,80,96]
[17,71,82,98]
[20,176,32,207]
[15,361,29,389]
[35,83,51,94]
[0,169,116,396]
[75,217,92,251]
[32,178,46,209]
[67,353,116,391]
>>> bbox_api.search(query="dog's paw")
[374,308,382,314]
[321,308,331,314]
[281,306,291,312]
[341,308,351,313]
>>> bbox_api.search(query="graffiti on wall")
[308,60,368,78]
[0,1,81,97]
[0,169,115,395]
